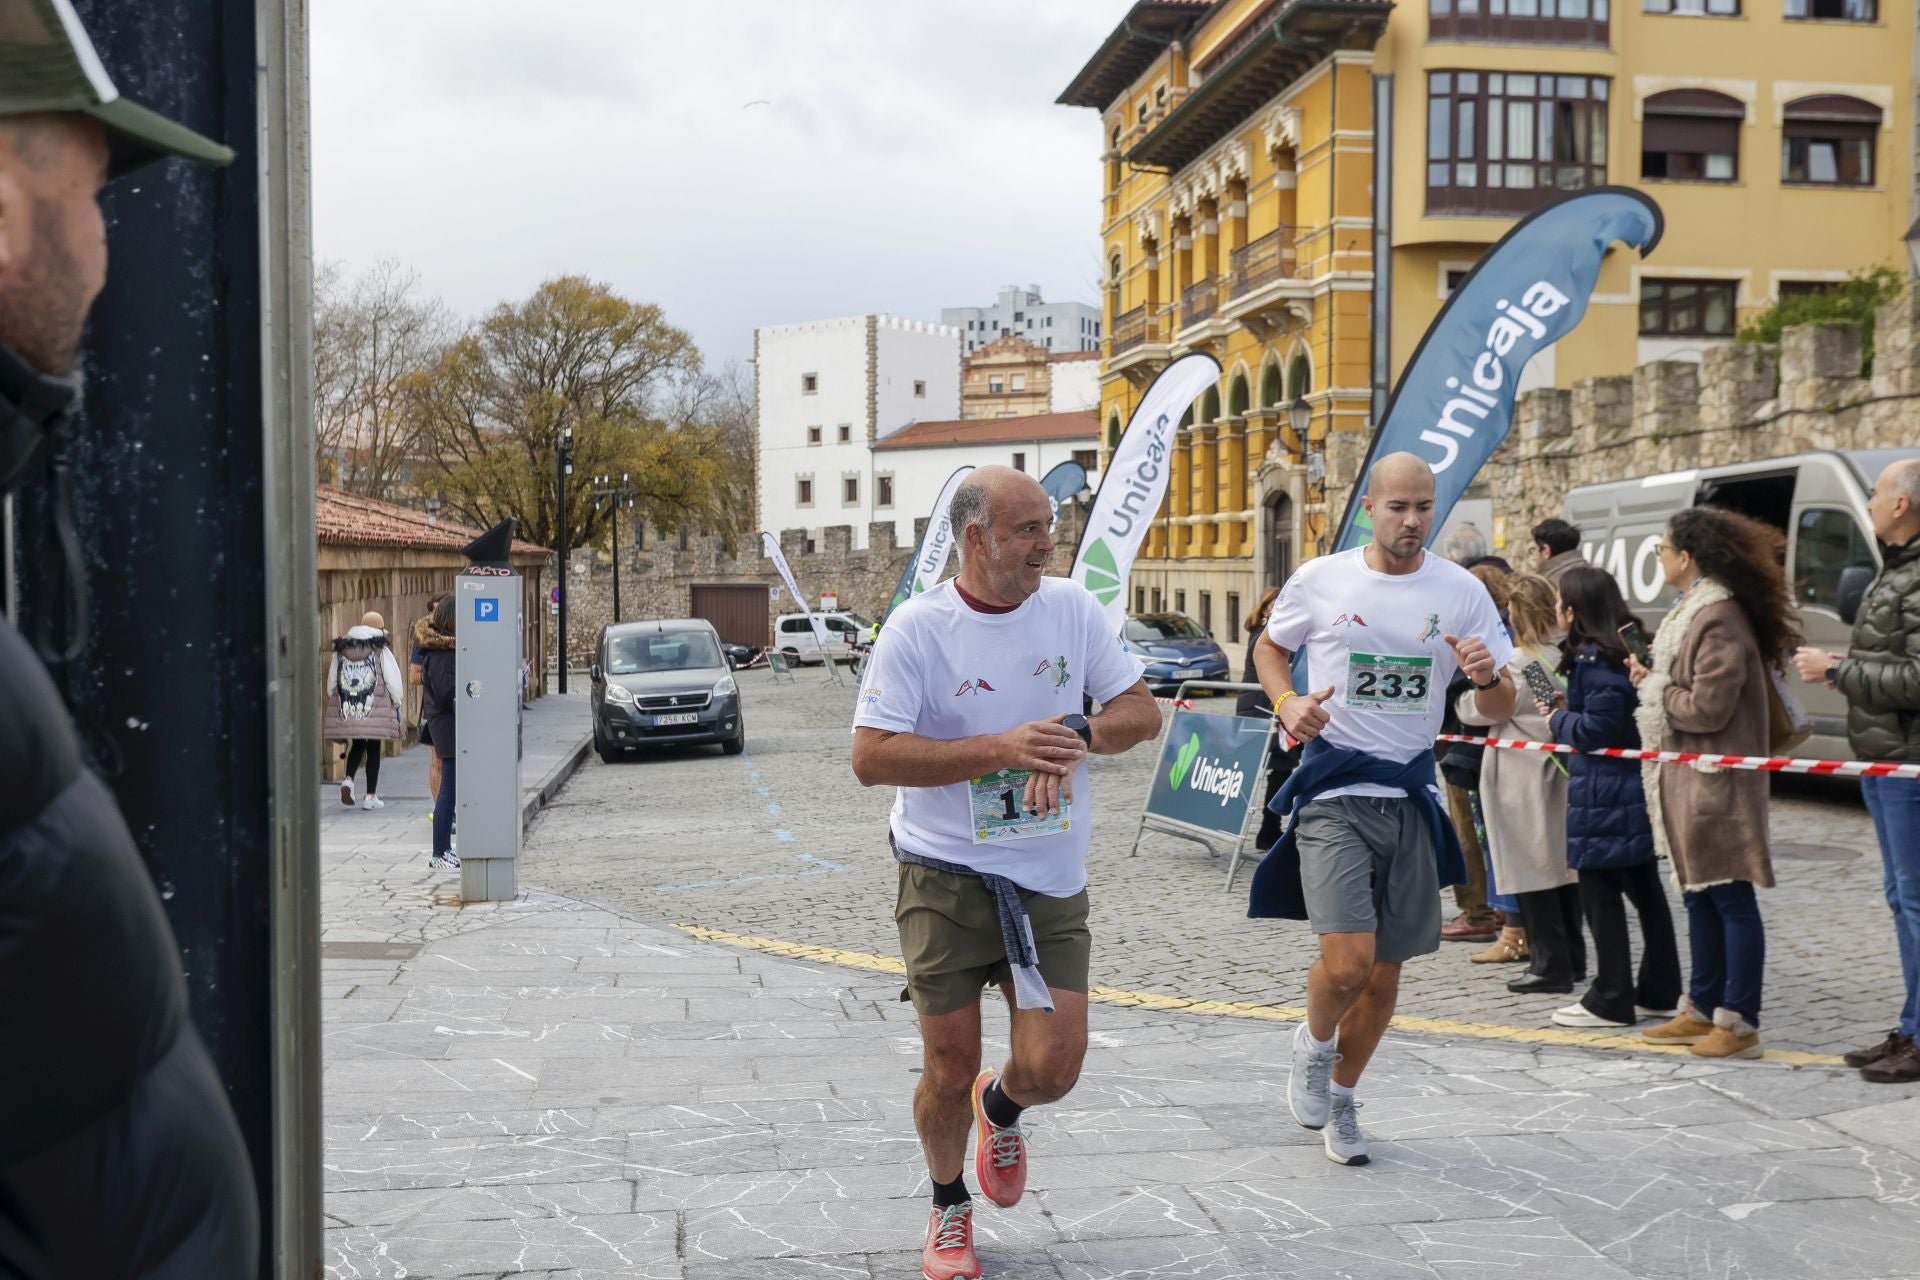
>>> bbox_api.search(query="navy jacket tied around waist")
[1247,739,1467,921]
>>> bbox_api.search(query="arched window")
[1227,374,1250,417]
[1782,95,1880,186]
[1287,354,1312,400]
[1178,404,1194,429]
[1106,412,1122,449]
[1642,89,1743,182]
[1200,386,1221,423]
[1108,126,1123,191]
[1260,362,1282,407]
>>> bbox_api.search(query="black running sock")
[932,1175,970,1208]
[982,1079,1024,1129]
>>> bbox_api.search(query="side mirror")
[589,663,603,682]
[1837,564,1875,625]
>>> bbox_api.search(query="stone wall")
[1489,300,1920,539]
[563,501,1087,659]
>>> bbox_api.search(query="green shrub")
[1736,266,1905,374]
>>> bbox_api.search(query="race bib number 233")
[1344,652,1433,714]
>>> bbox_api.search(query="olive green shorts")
[894,861,1092,1017]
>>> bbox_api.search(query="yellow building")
[961,334,1055,419]
[1379,0,1913,390]
[1064,0,1912,625]
[1061,0,1389,639]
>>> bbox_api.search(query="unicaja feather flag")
[1335,187,1663,551]
[1071,352,1222,633]
[887,465,975,611]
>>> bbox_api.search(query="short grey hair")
[1889,458,1920,510]
[949,477,992,563]
[1440,523,1489,565]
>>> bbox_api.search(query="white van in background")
[772,610,874,665]
[1564,448,1920,763]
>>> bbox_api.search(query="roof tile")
[873,410,1099,451]
[316,486,551,556]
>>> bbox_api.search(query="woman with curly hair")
[1629,506,1799,1059]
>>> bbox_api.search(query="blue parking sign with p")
[474,598,500,623]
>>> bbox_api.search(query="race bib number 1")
[970,768,1070,844]
[1345,652,1433,714]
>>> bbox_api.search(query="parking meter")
[455,527,524,901]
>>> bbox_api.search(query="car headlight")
[712,674,736,697]
[604,682,635,704]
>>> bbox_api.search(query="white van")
[1564,447,1920,763]
[772,610,874,665]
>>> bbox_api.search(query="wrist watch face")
[1063,713,1092,746]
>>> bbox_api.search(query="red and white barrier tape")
[1154,696,1196,710]
[1437,732,1920,780]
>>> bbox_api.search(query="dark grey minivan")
[590,618,744,762]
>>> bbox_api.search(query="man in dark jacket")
[1796,457,1920,1084]
[0,3,257,1274]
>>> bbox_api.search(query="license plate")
[653,712,698,726]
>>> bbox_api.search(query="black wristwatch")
[1471,673,1502,692]
[1062,713,1094,751]
[1825,660,1843,687]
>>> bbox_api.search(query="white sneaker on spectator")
[340,778,354,806]
[1552,1003,1633,1029]
[362,795,385,810]
[1288,1023,1339,1131]
[1324,1093,1370,1165]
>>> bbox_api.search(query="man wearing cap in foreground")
[0,0,256,1275]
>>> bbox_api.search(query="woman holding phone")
[1538,566,1682,1029]
[1456,575,1586,995]
[1628,506,1796,1059]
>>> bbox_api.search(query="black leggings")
[345,740,383,794]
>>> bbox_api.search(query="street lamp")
[592,471,637,622]
[556,425,574,693]
[424,493,441,527]
[1288,395,1311,456]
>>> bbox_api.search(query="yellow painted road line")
[672,922,1844,1068]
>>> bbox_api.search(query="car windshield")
[606,630,722,674]
[1127,615,1206,642]
[834,613,875,631]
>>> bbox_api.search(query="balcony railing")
[1110,304,1162,356]
[1229,227,1299,298]
[1181,281,1219,329]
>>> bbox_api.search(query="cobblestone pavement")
[319,687,1920,1279]
[524,674,1905,1060]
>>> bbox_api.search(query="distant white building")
[1048,350,1100,413]
[871,410,1101,548]
[942,284,1101,356]
[755,315,961,551]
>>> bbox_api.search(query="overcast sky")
[311,1,1131,370]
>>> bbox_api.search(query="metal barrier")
[1126,679,1279,891]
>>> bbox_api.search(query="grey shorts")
[1296,794,1442,964]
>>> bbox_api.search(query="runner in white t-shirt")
[1252,452,1517,1168]
[851,466,1159,1280]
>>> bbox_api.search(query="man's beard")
[1380,529,1427,561]
[0,195,92,376]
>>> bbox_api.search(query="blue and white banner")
[1072,353,1222,633]
[1334,187,1663,551]
[761,530,829,649]
[1037,459,1089,524]
[887,464,975,612]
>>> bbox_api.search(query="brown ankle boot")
[1690,1009,1762,1060]
[1642,997,1715,1046]
[1470,927,1529,964]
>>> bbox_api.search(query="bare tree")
[313,260,452,499]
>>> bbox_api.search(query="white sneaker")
[1288,1023,1339,1131]
[1552,1003,1634,1029]
[340,778,355,806]
[1324,1093,1370,1165]
[362,795,385,810]
[429,851,461,869]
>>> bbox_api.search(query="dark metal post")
[592,471,633,625]
[556,426,572,692]
[8,1,322,1274]
[611,501,621,621]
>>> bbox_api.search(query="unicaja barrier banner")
[1071,352,1222,632]
[1143,709,1273,838]
[760,530,830,649]
[1333,187,1663,552]
[887,465,975,611]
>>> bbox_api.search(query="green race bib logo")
[1168,731,1200,789]
[1080,537,1123,606]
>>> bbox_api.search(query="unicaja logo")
[1103,412,1173,539]
[1185,752,1247,808]
[1079,538,1123,606]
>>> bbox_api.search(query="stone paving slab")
[323,683,1920,1278]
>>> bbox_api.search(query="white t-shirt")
[1265,547,1513,798]
[851,577,1145,895]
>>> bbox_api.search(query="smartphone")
[1618,620,1653,666]
[1522,660,1560,706]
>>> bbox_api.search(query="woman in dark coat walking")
[1539,566,1681,1028]
[419,596,460,870]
